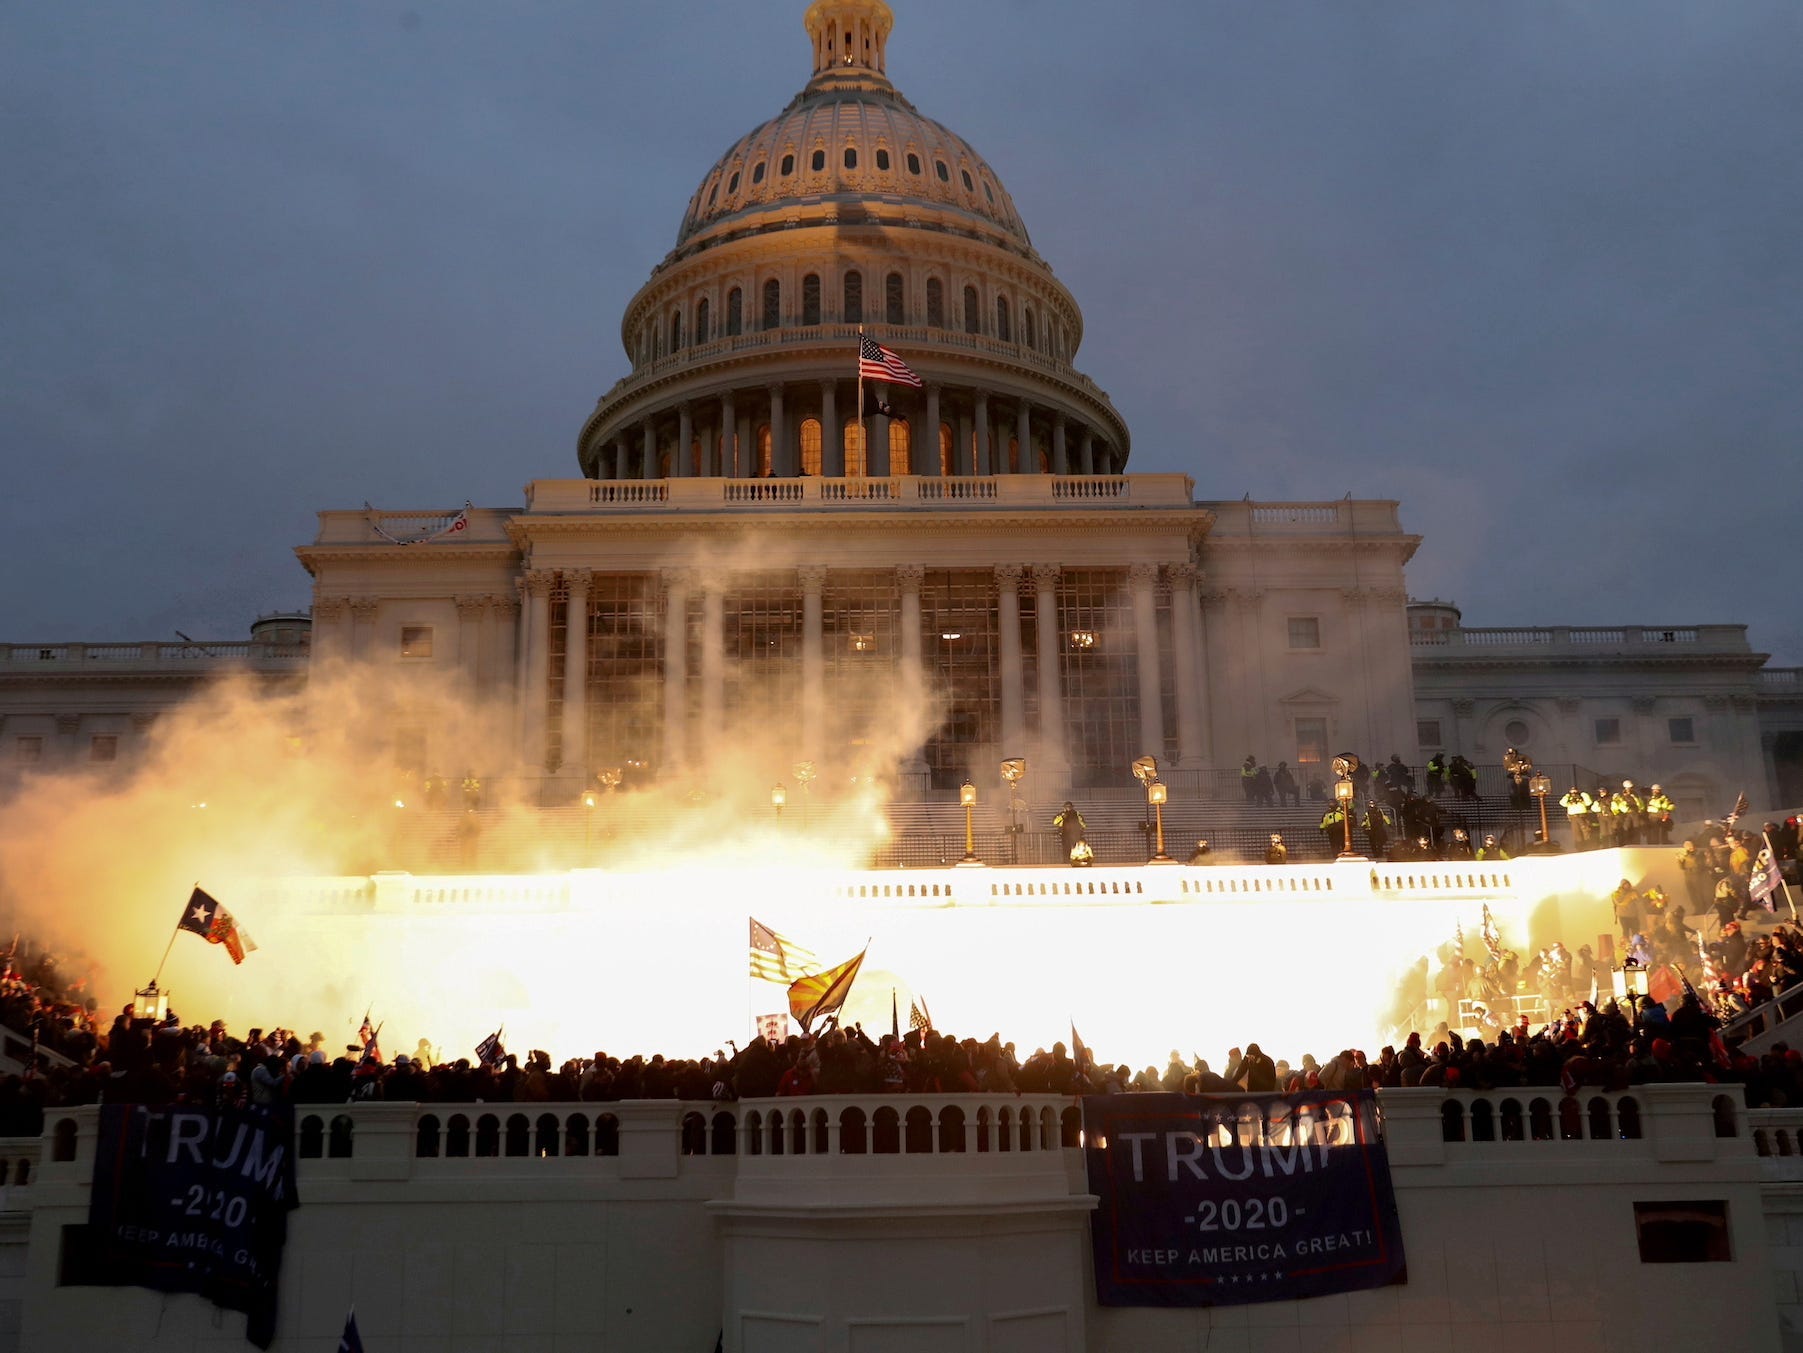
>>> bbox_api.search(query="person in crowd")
[1477,834,1510,862]
[1251,761,1275,808]
[1273,761,1299,808]
[1425,752,1447,799]
[1319,802,1347,854]
[1447,755,1478,801]
[1187,839,1215,865]
[1561,785,1594,849]
[1265,832,1289,865]
[1645,785,1676,845]
[1240,755,1259,803]
[1362,801,1394,859]
[1053,801,1087,864]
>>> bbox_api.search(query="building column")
[973,393,991,475]
[456,595,485,691]
[350,599,379,659]
[820,382,842,477]
[897,564,927,773]
[923,385,941,475]
[1168,564,1209,767]
[768,385,787,476]
[520,570,555,772]
[700,580,725,757]
[870,411,891,478]
[1051,416,1068,475]
[1032,564,1067,776]
[1016,400,1032,474]
[487,594,518,702]
[996,564,1025,757]
[1078,428,1094,476]
[1129,564,1165,762]
[720,392,738,478]
[678,404,695,478]
[640,418,656,480]
[800,566,826,759]
[562,570,591,779]
[661,569,690,771]
[610,435,627,480]
[955,410,973,476]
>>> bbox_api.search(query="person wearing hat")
[1187,838,1215,865]
[1476,833,1510,862]
[1645,784,1676,844]
[1053,801,1087,863]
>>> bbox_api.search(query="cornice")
[295,545,521,574]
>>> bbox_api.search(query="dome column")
[768,385,788,476]
[640,419,656,480]
[720,392,738,478]
[1051,416,1068,475]
[955,409,973,475]
[678,404,696,478]
[820,381,843,477]
[613,434,630,481]
[922,385,941,475]
[1016,400,1032,474]
[1077,429,1094,476]
[973,393,991,475]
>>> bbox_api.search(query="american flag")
[750,918,819,984]
[858,335,923,387]
[908,996,932,1032]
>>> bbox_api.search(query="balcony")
[523,472,1199,515]
[1411,624,1753,655]
[0,640,308,672]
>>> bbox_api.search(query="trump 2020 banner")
[87,1104,299,1348]
[1084,1091,1405,1306]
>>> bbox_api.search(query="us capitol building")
[2,0,1799,820]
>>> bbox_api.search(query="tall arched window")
[926,278,945,329]
[670,309,684,352]
[802,274,821,326]
[1023,307,1036,350]
[696,297,711,345]
[889,419,911,472]
[757,424,773,477]
[799,418,823,476]
[939,422,955,476]
[762,279,781,331]
[726,288,742,336]
[885,272,905,325]
[842,271,863,324]
[963,285,979,335]
[843,423,867,478]
[996,296,1012,343]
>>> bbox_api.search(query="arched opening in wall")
[669,309,683,352]
[996,296,1012,342]
[843,271,863,325]
[696,297,711,344]
[762,278,781,330]
[757,424,773,478]
[726,288,743,336]
[800,418,823,476]
[844,423,866,478]
[811,146,826,172]
[781,152,795,176]
[886,272,905,325]
[926,277,945,328]
[889,419,911,473]
[963,285,979,335]
[843,144,858,170]
[1024,307,1037,350]
[802,273,821,327]
[939,422,954,476]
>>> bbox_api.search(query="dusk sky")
[5,1,1799,662]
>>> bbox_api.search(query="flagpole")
[856,326,866,476]
[151,883,198,987]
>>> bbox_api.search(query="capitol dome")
[578,0,1129,483]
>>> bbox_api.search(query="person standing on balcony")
[1054,801,1087,863]
[1425,752,1447,798]
[1561,785,1594,848]
[1273,760,1299,807]
[1646,785,1676,844]
[1240,755,1259,803]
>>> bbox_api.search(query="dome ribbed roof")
[674,2,1032,254]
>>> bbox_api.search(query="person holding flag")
[787,945,868,1034]
[173,886,256,965]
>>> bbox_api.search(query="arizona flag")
[177,887,255,965]
[788,947,867,1033]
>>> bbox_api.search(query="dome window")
[707,182,719,208]
[907,152,922,175]
[960,169,974,192]
[844,146,858,170]
[812,148,827,172]
[752,161,766,185]
[781,153,795,176]
[935,160,950,182]
[728,171,740,194]
[876,148,891,171]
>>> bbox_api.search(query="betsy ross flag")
[750,918,818,984]
[858,335,922,387]
[788,946,867,1033]
[338,1310,364,1353]
[177,887,255,965]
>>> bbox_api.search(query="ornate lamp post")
[1331,753,1362,859]
[959,780,979,864]
[1001,757,1026,864]
[793,761,816,825]
[1529,771,1552,842]
[1132,754,1159,862]
[771,783,786,818]
[1147,779,1172,862]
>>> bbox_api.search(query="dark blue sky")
[5,1,1799,662]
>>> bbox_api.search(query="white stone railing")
[532,473,1187,514]
[1412,624,1749,654]
[0,641,307,669]
[1760,668,1802,692]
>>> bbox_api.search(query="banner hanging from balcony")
[86,1104,300,1348]
[1084,1091,1405,1307]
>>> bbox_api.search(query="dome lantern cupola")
[804,0,894,81]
